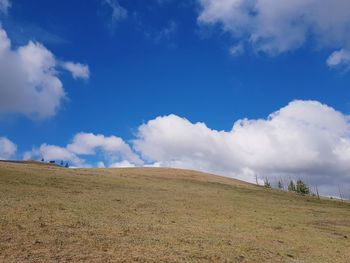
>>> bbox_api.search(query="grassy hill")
[0,161,349,262]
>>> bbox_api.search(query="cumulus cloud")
[24,132,142,167]
[0,136,16,159]
[134,100,350,196]
[0,26,89,119]
[18,100,350,196]
[0,0,10,14]
[24,144,83,165]
[67,132,142,165]
[197,0,350,62]
[62,62,90,80]
[327,49,350,71]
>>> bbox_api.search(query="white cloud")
[144,162,161,168]
[134,100,350,196]
[62,62,90,80]
[327,49,350,70]
[110,160,136,168]
[229,44,244,56]
[23,144,83,165]
[24,132,142,168]
[105,0,127,24]
[0,0,10,14]
[0,26,89,119]
[97,161,106,168]
[67,132,142,165]
[0,136,16,160]
[197,0,350,61]
[18,100,350,196]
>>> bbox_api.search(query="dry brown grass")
[0,161,349,262]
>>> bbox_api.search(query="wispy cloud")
[229,44,244,56]
[154,20,177,44]
[197,0,350,69]
[0,0,10,14]
[62,61,90,80]
[327,49,350,71]
[104,0,127,25]
[142,20,178,47]
[5,21,68,46]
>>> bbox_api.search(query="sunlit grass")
[0,161,349,262]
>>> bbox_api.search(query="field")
[0,161,349,262]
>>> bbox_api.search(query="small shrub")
[264,178,271,188]
[288,180,296,192]
[296,180,310,195]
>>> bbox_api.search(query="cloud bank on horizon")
[24,132,142,168]
[197,0,350,69]
[15,100,350,196]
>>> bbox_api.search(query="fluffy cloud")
[67,132,142,165]
[327,49,350,70]
[24,132,142,167]
[197,0,350,60]
[19,100,350,196]
[0,136,16,160]
[62,62,90,79]
[0,26,89,119]
[24,144,83,165]
[0,0,10,14]
[134,100,350,196]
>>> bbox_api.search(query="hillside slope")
[0,161,349,262]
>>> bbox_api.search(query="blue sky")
[1,0,350,195]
